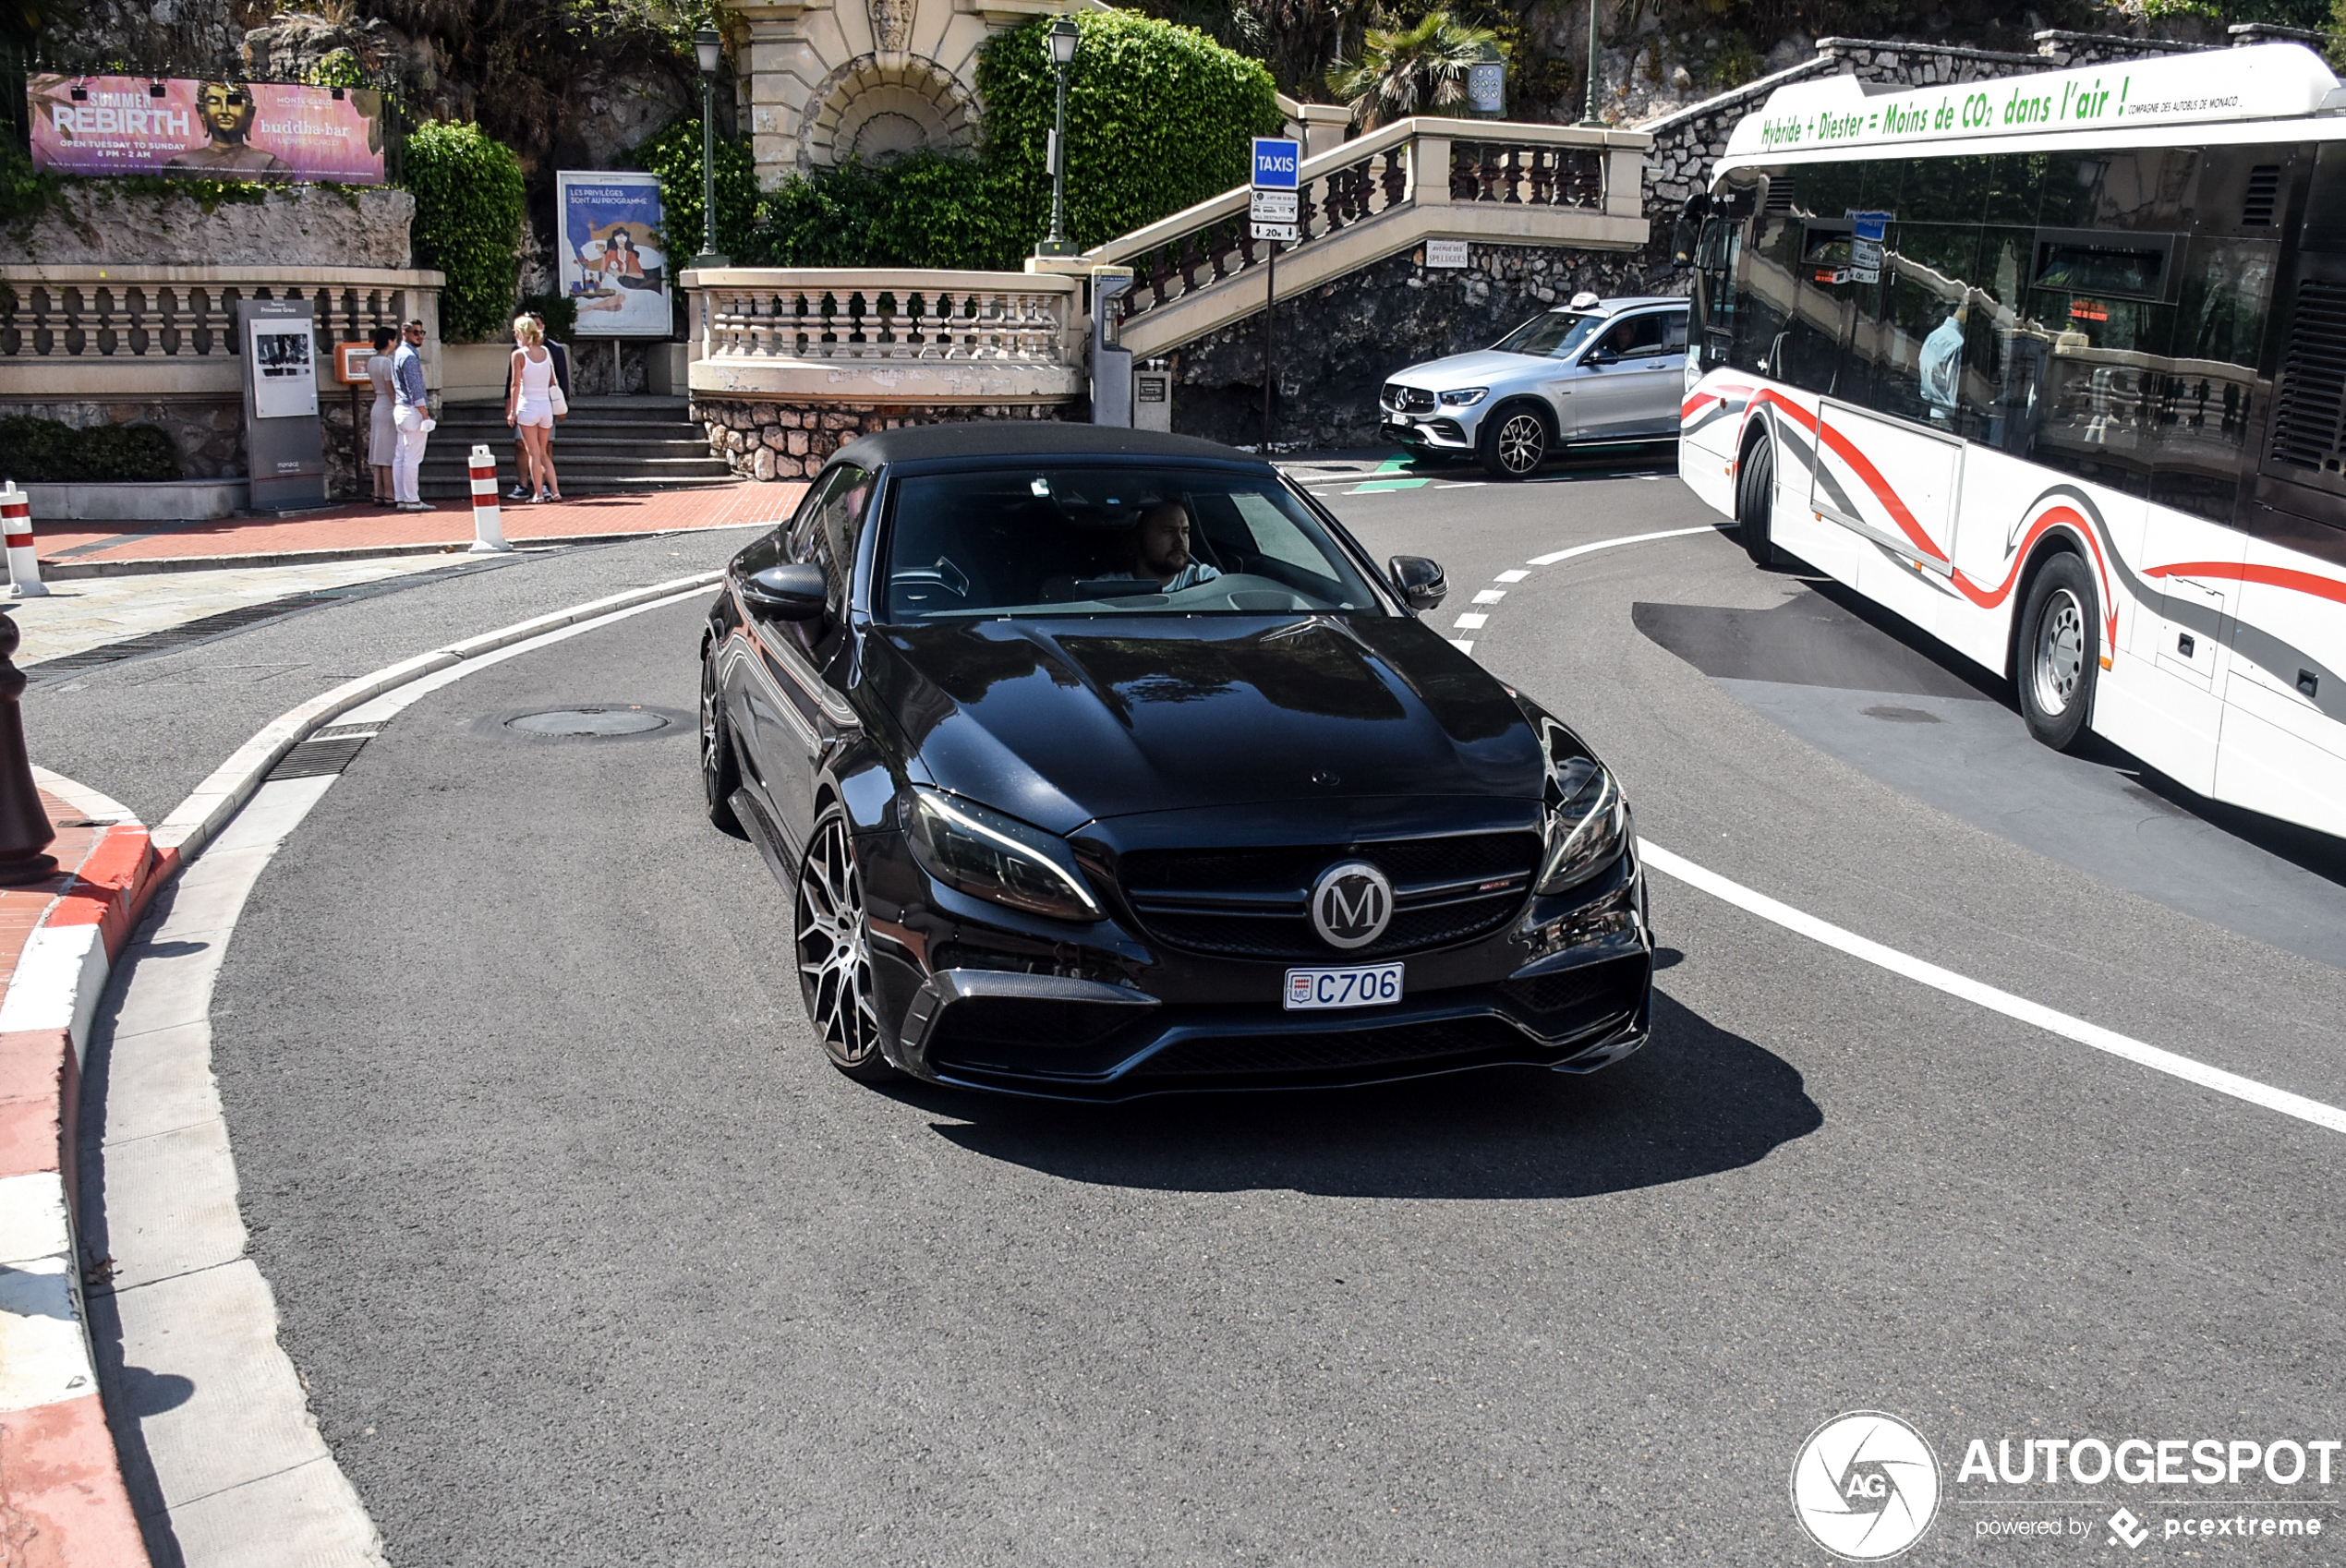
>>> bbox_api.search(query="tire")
[794,808,900,1083]
[1735,431,1776,567]
[1479,403,1551,480]
[699,648,745,838]
[2016,552,2099,753]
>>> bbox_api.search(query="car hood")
[1389,348,1554,392]
[867,615,1545,834]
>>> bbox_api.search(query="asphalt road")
[63,453,2346,1563]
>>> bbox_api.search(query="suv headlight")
[1439,387,1489,407]
[904,786,1102,923]
[1536,755,1630,895]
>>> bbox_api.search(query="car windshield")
[878,464,1385,621]
[1492,309,1604,359]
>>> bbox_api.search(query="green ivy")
[398,120,526,343]
[0,416,179,484]
[517,290,580,343]
[974,10,1282,253]
[628,114,762,262]
[745,154,1026,270]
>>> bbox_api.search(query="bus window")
[2038,151,2181,232]
[2024,270,2173,497]
[2150,235,2277,524]
[2034,240,2168,298]
[1853,223,1986,435]
[1780,223,1857,395]
[1985,153,2050,227]
[1899,156,1989,225]
[1725,213,1802,380]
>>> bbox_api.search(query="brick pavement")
[28,481,804,573]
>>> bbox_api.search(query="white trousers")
[393,404,430,503]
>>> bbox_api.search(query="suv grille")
[1120,832,1540,960]
[1383,382,1437,415]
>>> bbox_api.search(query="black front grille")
[1501,954,1647,1037]
[1383,382,1437,415]
[2268,278,2346,474]
[1131,1016,1529,1078]
[1120,832,1540,960]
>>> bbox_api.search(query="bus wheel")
[2017,553,2098,753]
[1735,434,1776,566]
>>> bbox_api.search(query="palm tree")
[1326,11,1501,130]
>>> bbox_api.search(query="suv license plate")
[1284,962,1403,1011]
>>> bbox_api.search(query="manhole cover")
[506,706,671,737]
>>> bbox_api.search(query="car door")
[773,463,874,847]
[1570,311,1683,439]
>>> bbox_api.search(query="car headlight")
[1439,387,1489,407]
[903,786,1102,923]
[1536,755,1630,895]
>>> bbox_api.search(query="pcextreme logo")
[1792,1411,1944,1561]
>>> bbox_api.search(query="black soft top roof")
[830,420,1258,472]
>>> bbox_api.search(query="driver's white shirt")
[1160,562,1222,591]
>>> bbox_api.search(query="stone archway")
[804,53,976,168]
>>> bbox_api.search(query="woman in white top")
[504,314,563,502]
[365,326,398,505]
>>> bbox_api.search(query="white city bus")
[1678,42,2346,839]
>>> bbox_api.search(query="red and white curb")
[0,770,162,1563]
[2,570,719,1565]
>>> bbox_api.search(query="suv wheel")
[1480,404,1550,481]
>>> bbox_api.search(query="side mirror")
[738,562,828,621]
[1584,348,1617,368]
[1388,554,1447,611]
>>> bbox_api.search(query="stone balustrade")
[678,267,1086,480]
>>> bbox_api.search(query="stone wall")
[7,184,415,269]
[689,398,1082,480]
[2,397,245,480]
[1167,242,1660,452]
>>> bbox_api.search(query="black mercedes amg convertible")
[698,422,1651,1099]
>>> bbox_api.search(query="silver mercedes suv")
[1380,294,1690,479]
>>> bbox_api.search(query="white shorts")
[514,396,553,429]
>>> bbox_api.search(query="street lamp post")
[1034,18,1081,259]
[692,27,730,269]
[1577,0,1603,127]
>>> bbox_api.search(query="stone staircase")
[416,393,733,500]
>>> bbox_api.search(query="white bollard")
[467,445,511,554]
[1,481,47,598]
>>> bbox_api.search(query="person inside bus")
[1918,302,1967,426]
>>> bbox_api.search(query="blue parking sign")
[1252,137,1300,190]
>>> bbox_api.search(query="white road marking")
[1496,570,1530,583]
[1528,525,1714,567]
[1639,839,2346,1138]
[1433,482,1486,489]
[1453,613,1489,630]
[1472,589,1506,604]
[1449,638,1475,653]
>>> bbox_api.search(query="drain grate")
[264,732,376,780]
[505,706,671,737]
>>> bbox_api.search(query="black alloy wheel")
[1735,431,1776,567]
[794,809,898,1082]
[699,650,744,838]
[1480,404,1551,481]
[2016,552,2099,752]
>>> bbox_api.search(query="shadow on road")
[906,988,1820,1200]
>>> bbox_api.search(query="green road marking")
[1352,455,1431,492]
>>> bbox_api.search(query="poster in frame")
[26,74,388,183]
[556,170,672,337]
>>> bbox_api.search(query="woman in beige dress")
[365,327,398,504]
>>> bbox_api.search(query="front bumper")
[858,815,1652,1101]
[1382,413,1476,451]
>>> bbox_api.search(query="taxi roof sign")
[1252,137,1300,190]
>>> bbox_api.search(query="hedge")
[631,115,764,264]
[746,153,1027,270]
[399,121,527,343]
[974,11,1283,253]
[0,416,180,484]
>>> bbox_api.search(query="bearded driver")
[1129,499,1221,591]
[166,83,292,176]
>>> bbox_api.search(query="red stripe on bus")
[1816,419,1948,563]
[1948,506,2121,654]
[2146,561,2346,606]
